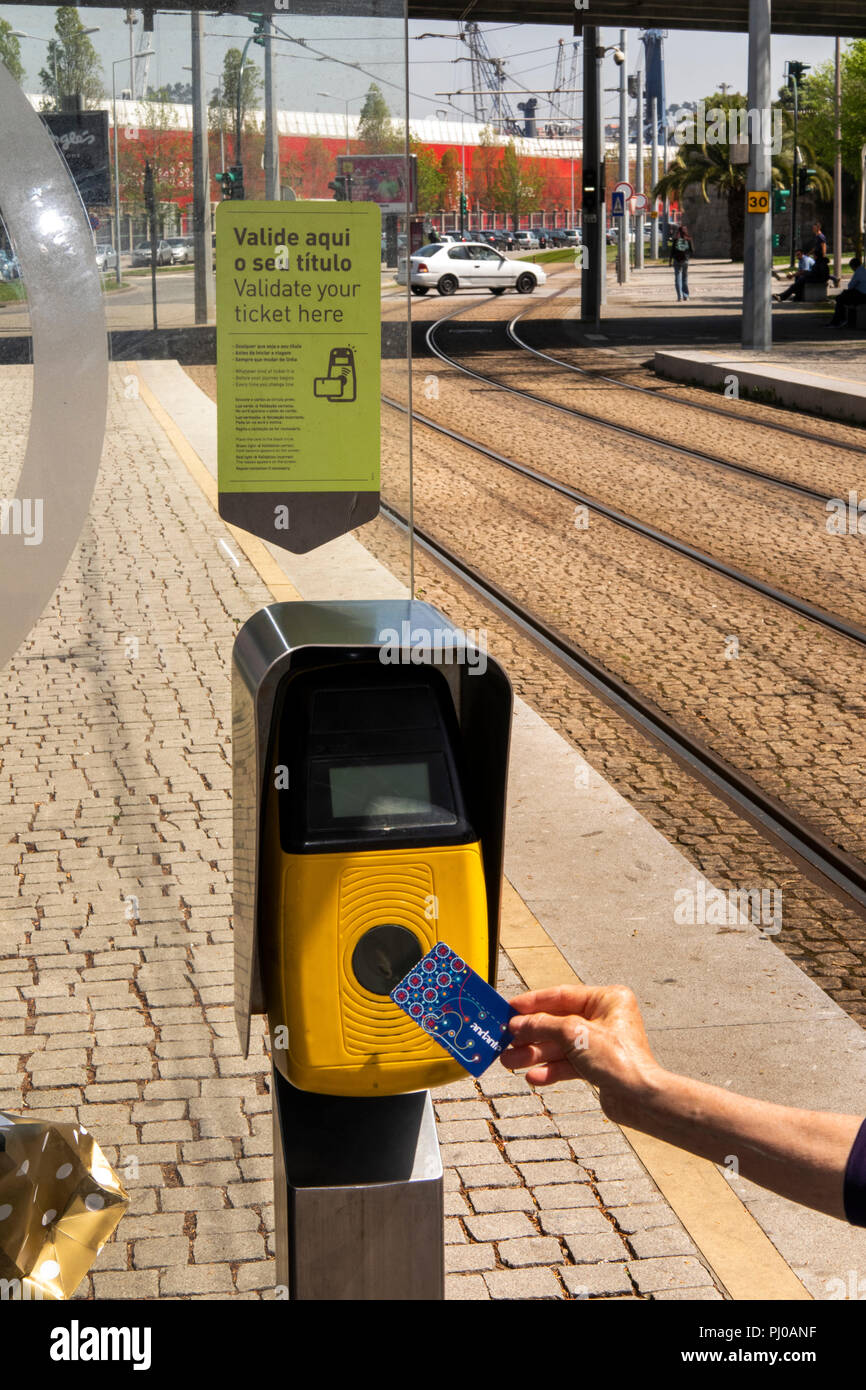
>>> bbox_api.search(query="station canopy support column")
[742,0,773,350]
[581,25,604,328]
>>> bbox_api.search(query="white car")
[399,242,547,297]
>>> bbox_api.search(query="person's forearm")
[614,1066,862,1220]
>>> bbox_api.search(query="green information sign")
[216,200,381,553]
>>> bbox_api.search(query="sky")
[2,7,843,124]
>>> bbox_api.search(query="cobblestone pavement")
[0,363,726,1300]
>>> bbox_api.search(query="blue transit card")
[390,943,517,1077]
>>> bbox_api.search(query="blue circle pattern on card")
[390,942,515,1077]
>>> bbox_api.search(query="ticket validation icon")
[313,347,357,403]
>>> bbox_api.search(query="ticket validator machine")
[233,601,511,1299]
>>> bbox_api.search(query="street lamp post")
[185,66,226,170]
[317,91,362,157]
[113,51,154,285]
[12,26,100,107]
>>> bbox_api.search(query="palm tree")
[653,93,831,260]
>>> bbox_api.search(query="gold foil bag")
[0,1111,129,1300]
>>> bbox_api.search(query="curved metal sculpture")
[0,65,108,670]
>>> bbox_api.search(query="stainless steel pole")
[581,27,603,327]
[191,12,214,324]
[742,0,772,351]
[264,17,279,200]
[634,67,644,271]
[112,66,122,286]
[650,96,659,259]
[834,37,842,281]
[617,31,629,284]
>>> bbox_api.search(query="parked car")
[0,249,21,281]
[512,230,540,251]
[132,239,174,267]
[489,229,514,251]
[398,241,547,297]
[95,244,118,272]
[550,228,581,247]
[166,236,193,264]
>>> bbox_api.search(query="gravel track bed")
[378,401,866,871]
[357,509,866,1030]
[382,341,866,633]
[512,295,866,497]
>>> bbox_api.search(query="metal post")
[581,27,603,326]
[650,96,659,258]
[617,30,629,284]
[190,12,214,325]
[112,67,122,286]
[790,74,799,266]
[236,34,255,176]
[272,1072,444,1300]
[834,38,842,282]
[742,0,772,351]
[264,16,279,200]
[634,68,644,271]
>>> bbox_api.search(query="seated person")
[828,257,866,327]
[503,983,866,1226]
[774,245,830,301]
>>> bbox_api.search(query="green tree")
[118,94,191,232]
[491,141,544,230]
[0,20,24,84]
[221,47,262,151]
[357,82,402,154]
[409,135,443,212]
[653,91,830,260]
[147,81,193,105]
[438,147,460,208]
[796,42,866,179]
[40,7,103,109]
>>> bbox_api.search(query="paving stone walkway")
[0,364,722,1299]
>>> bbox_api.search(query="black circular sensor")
[352,925,424,995]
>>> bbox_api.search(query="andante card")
[390,943,516,1078]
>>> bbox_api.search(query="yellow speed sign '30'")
[747,190,771,213]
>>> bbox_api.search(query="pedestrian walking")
[669,224,694,302]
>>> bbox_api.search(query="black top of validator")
[277,661,477,854]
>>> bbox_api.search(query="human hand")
[501,984,663,1123]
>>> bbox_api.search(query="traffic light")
[798,167,815,195]
[459,191,468,220]
[216,167,244,200]
[773,188,790,214]
[328,175,352,201]
[772,233,781,249]
[248,11,267,46]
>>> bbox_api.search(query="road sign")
[610,190,625,218]
[216,200,382,553]
[613,180,634,199]
[747,190,770,214]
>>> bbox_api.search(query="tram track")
[380,498,866,922]
[508,286,866,460]
[427,301,848,506]
[383,393,866,650]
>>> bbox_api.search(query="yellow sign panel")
[747,190,770,213]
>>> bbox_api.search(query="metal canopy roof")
[410,1,866,36]
[16,0,866,34]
